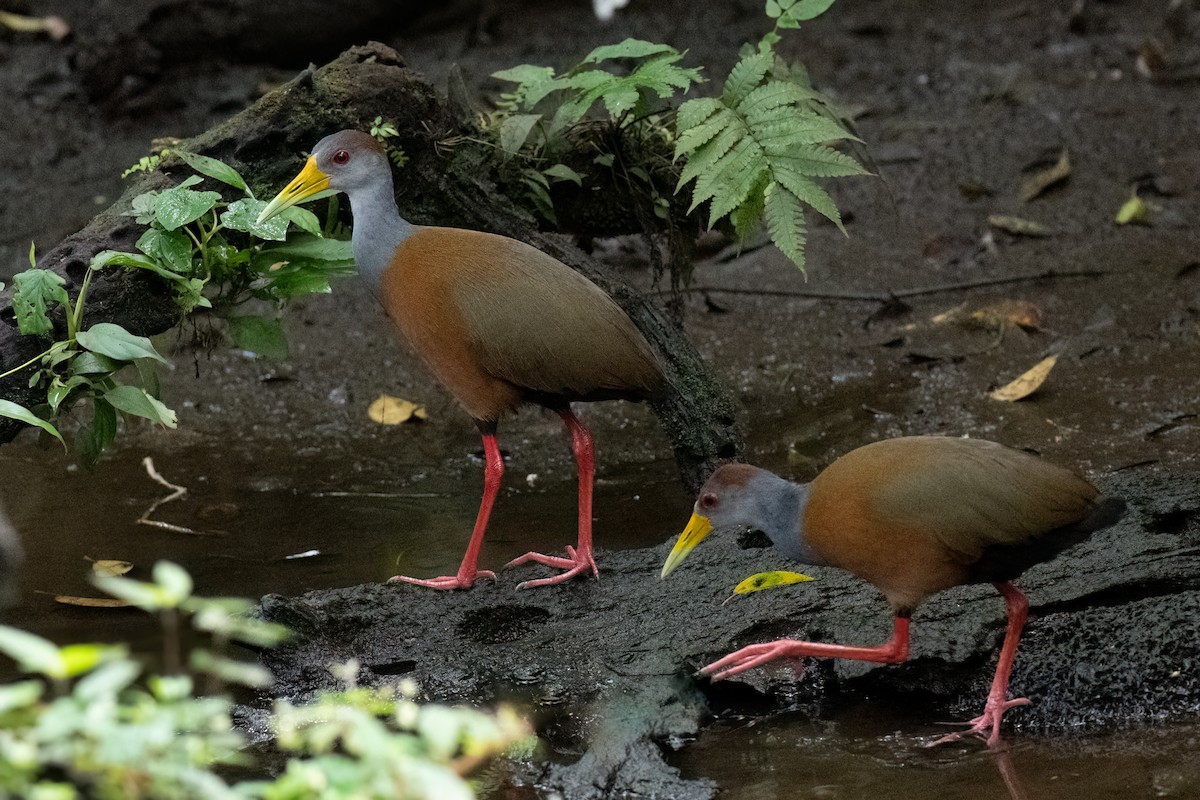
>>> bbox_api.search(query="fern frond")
[722,53,772,106]
[772,147,867,178]
[675,97,723,132]
[763,183,807,269]
[771,167,844,233]
[676,116,742,189]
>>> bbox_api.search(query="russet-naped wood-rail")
[661,435,1126,748]
[259,130,664,590]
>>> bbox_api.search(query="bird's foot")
[927,696,1030,750]
[386,570,497,590]
[700,640,807,681]
[506,545,598,589]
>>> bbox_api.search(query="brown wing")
[449,231,664,400]
[864,437,1100,562]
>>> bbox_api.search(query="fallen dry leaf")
[91,559,134,577]
[1115,193,1155,225]
[54,595,131,608]
[990,354,1059,401]
[988,214,1053,237]
[1020,150,1071,201]
[723,570,814,605]
[368,394,428,425]
[933,300,1043,332]
[0,10,69,40]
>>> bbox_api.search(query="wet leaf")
[988,214,1053,237]
[103,385,177,428]
[0,400,64,447]
[220,198,289,241]
[135,227,193,273]
[368,394,428,425]
[173,150,250,193]
[1020,150,1070,201]
[76,323,168,364]
[1115,193,1153,225]
[932,300,1042,332]
[12,268,69,336]
[54,595,131,608]
[92,559,134,577]
[732,570,814,597]
[990,354,1058,401]
[154,184,221,231]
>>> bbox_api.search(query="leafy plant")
[0,152,353,463]
[489,38,700,225]
[0,563,528,799]
[673,0,866,270]
[370,116,410,170]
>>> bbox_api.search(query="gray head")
[661,463,815,577]
[257,129,393,224]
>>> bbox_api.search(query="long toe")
[511,547,598,589]
[387,570,497,590]
[926,697,1030,750]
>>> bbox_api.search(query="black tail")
[968,495,1128,584]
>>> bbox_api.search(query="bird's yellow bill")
[256,156,330,224]
[661,512,713,578]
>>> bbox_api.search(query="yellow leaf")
[1114,193,1153,225]
[368,394,428,425]
[54,595,131,608]
[91,559,134,577]
[989,355,1058,402]
[1020,150,1071,202]
[988,214,1053,237]
[732,571,814,595]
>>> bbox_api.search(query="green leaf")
[261,266,334,299]
[76,323,167,364]
[128,191,159,224]
[498,113,542,156]
[173,150,250,193]
[12,269,70,336]
[258,235,354,265]
[0,400,64,447]
[153,561,193,604]
[723,53,772,106]
[542,163,584,185]
[226,315,288,360]
[282,206,323,237]
[771,165,845,232]
[220,198,289,241]
[492,64,560,109]
[674,107,735,158]
[69,351,120,375]
[189,649,272,688]
[764,182,807,270]
[675,97,724,133]
[154,184,221,231]
[582,38,677,64]
[92,573,169,610]
[103,385,177,428]
[0,626,64,677]
[788,0,838,21]
[136,228,193,273]
[0,680,43,714]
[77,398,117,466]
[47,375,88,411]
[58,643,125,678]
[73,659,140,702]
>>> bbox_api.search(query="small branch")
[137,456,207,535]
[669,269,1109,304]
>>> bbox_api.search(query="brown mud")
[2,0,1200,798]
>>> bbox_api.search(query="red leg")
[702,616,911,681]
[388,433,502,590]
[929,581,1031,750]
[506,409,599,589]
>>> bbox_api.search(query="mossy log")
[0,42,740,490]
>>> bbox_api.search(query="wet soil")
[2,0,1200,797]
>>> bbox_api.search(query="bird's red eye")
[700,493,718,511]
[332,149,350,165]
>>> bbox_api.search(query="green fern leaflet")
[674,51,866,271]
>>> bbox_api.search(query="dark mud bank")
[258,469,1200,799]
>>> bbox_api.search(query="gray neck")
[345,173,414,298]
[746,474,827,567]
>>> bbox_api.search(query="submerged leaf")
[1019,150,1071,201]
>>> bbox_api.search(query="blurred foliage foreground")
[0,562,530,800]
